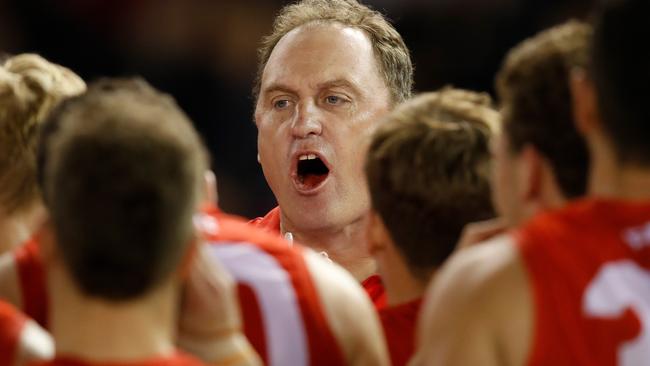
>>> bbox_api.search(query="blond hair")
[365,88,497,279]
[254,0,412,104]
[0,54,86,214]
[388,88,500,133]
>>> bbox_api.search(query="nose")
[291,101,322,139]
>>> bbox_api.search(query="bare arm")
[304,249,389,366]
[411,235,532,366]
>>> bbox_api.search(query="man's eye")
[274,100,290,109]
[325,95,343,105]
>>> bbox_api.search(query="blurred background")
[0,0,595,218]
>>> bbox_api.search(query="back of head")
[0,54,85,215]
[496,21,591,198]
[39,78,208,301]
[365,89,496,279]
[591,0,650,166]
[254,0,412,104]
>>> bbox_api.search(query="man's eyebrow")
[261,83,297,97]
[318,79,362,95]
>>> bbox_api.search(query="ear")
[570,68,601,138]
[518,145,542,204]
[366,210,389,256]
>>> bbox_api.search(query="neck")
[50,270,178,362]
[282,214,376,282]
[376,249,428,306]
[0,203,46,255]
[590,152,650,200]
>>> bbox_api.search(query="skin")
[303,249,390,366]
[366,211,428,307]
[411,111,568,366]
[254,22,391,280]
[412,67,650,366]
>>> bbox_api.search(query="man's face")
[255,23,391,231]
[491,130,524,226]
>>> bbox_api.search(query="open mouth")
[294,154,330,192]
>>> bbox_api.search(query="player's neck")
[378,249,429,306]
[50,274,178,362]
[589,152,650,200]
[0,202,46,255]
[282,214,376,282]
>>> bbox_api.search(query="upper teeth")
[299,154,318,161]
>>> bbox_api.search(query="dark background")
[0,0,595,218]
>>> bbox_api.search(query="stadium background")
[0,0,594,218]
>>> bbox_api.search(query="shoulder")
[303,250,389,366]
[303,249,374,324]
[414,233,532,366]
[423,234,527,331]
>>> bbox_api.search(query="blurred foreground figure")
[0,53,84,366]
[364,89,497,366]
[412,21,595,366]
[27,78,258,366]
[251,0,413,308]
[1,76,389,365]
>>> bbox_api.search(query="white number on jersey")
[583,260,650,365]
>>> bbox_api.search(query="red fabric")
[236,284,267,364]
[379,298,422,366]
[249,206,282,235]
[28,352,205,366]
[362,275,387,309]
[251,206,387,309]
[205,206,346,366]
[516,199,650,366]
[14,239,48,328]
[0,301,28,366]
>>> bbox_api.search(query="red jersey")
[28,352,205,366]
[13,208,346,366]
[0,300,27,366]
[200,206,345,366]
[14,239,47,327]
[251,206,387,308]
[378,298,422,366]
[516,199,650,366]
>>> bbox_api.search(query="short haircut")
[365,89,496,280]
[591,0,650,165]
[0,54,85,214]
[38,78,209,301]
[496,21,591,199]
[254,0,413,104]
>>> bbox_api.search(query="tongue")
[302,173,327,189]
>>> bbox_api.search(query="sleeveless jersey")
[13,208,346,366]
[516,199,650,366]
[190,206,345,366]
[378,298,422,366]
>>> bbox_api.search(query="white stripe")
[209,243,308,366]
